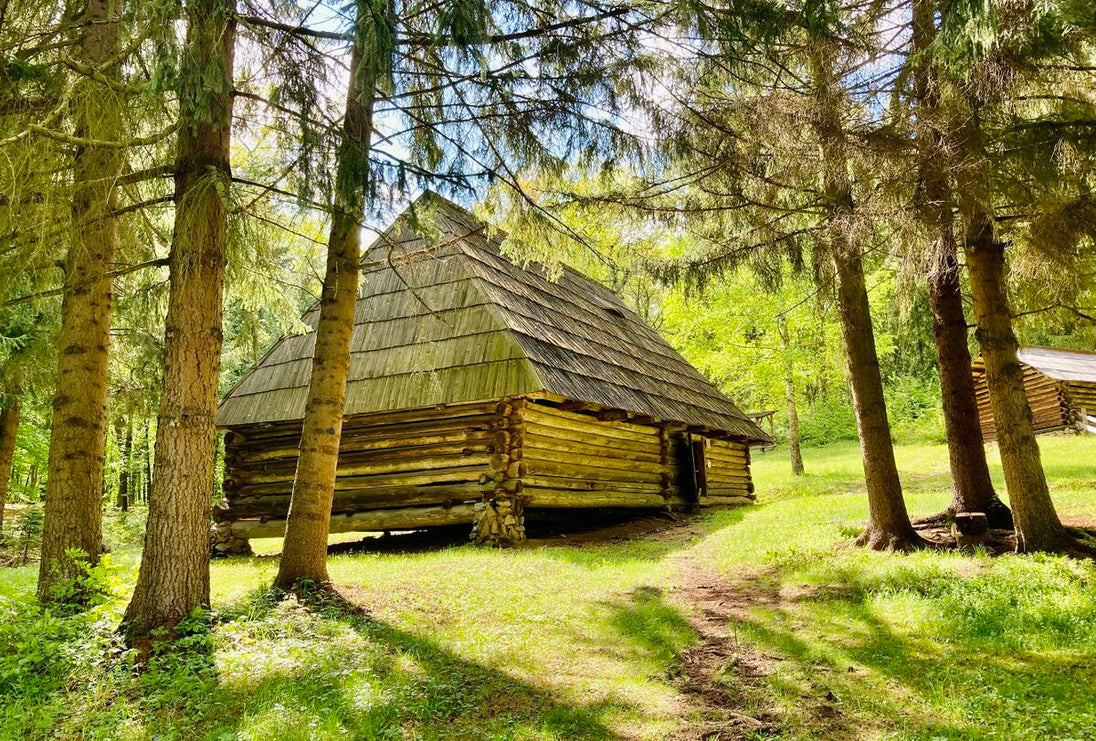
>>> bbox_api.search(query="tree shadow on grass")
[527,507,753,569]
[718,564,1096,740]
[196,586,631,741]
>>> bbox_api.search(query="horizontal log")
[217,483,492,519]
[235,453,492,485]
[229,441,497,475]
[701,495,754,507]
[525,402,661,436]
[520,457,664,485]
[523,488,686,509]
[228,503,479,539]
[516,432,663,464]
[708,441,748,455]
[522,447,667,475]
[703,448,749,463]
[706,485,754,497]
[227,412,501,452]
[513,420,661,455]
[230,428,501,464]
[521,474,665,494]
[232,466,491,496]
[703,469,752,482]
[520,405,658,445]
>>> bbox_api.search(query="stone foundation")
[210,521,253,557]
[470,497,525,545]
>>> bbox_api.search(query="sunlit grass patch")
[1,436,1094,739]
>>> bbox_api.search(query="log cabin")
[973,346,1096,441]
[212,193,770,553]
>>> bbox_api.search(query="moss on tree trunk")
[37,0,121,601]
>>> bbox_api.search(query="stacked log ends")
[470,497,525,545]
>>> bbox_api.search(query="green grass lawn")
[2,437,1095,740]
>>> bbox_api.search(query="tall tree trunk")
[0,403,19,537]
[957,185,1075,551]
[275,39,377,589]
[117,415,132,512]
[142,417,152,504]
[833,249,922,548]
[910,0,1008,527]
[122,0,236,640]
[37,0,121,601]
[810,44,922,550]
[777,317,804,475]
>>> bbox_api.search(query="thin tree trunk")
[810,44,922,550]
[117,415,132,512]
[122,0,236,640]
[37,0,121,601]
[777,317,804,475]
[275,40,377,588]
[142,417,152,504]
[0,403,20,537]
[910,0,1008,528]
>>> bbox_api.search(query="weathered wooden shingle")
[218,193,768,442]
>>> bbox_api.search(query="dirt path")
[663,558,781,740]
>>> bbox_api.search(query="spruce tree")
[123,0,237,641]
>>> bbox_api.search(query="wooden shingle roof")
[218,193,769,442]
[1016,346,1096,383]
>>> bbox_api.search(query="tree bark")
[777,316,804,475]
[960,200,1074,551]
[910,0,1008,528]
[122,0,236,640]
[37,0,121,601]
[810,44,922,550]
[275,38,377,588]
[0,403,19,538]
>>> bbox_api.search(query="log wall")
[514,401,686,510]
[1063,382,1096,433]
[219,399,508,537]
[698,437,755,507]
[217,396,758,541]
[974,366,1073,441]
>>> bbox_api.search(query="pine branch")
[237,6,629,48]
[3,259,170,307]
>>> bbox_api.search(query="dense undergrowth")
[1,436,1094,740]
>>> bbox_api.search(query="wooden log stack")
[514,402,687,510]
